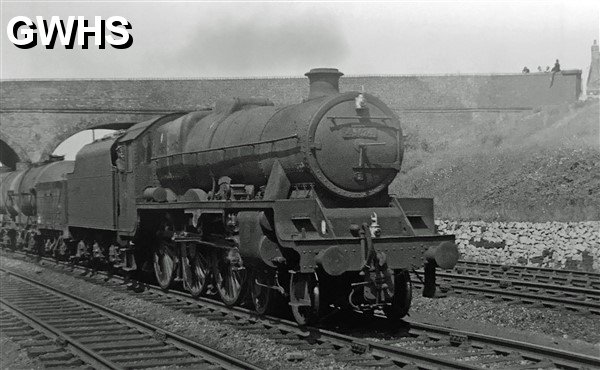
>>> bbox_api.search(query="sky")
[1,1,599,79]
[53,129,114,159]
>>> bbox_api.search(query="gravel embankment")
[0,334,43,369]
[410,292,600,356]
[436,220,600,271]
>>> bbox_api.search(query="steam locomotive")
[0,68,458,325]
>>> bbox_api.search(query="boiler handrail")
[151,134,299,161]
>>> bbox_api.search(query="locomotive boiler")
[0,68,458,325]
[154,68,399,199]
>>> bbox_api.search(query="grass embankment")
[391,99,600,221]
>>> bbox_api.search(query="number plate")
[342,127,378,139]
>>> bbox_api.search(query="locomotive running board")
[136,200,276,211]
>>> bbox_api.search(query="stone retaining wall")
[436,220,600,271]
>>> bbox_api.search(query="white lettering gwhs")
[7,16,133,49]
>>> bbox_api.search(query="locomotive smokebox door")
[307,92,403,199]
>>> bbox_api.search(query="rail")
[455,260,600,282]
[411,260,600,314]
[0,266,260,370]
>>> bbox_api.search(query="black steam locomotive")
[0,68,458,325]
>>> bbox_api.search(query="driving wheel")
[213,248,247,306]
[183,245,210,298]
[153,242,176,290]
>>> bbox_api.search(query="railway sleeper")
[443,349,498,359]
[59,324,130,334]
[464,352,523,364]
[313,347,340,356]
[86,339,166,350]
[25,345,67,356]
[39,358,86,368]
[69,330,139,339]
[45,317,112,325]
[116,357,211,369]
[97,345,180,356]
[1,329,39,338]
[13,339,61,348]
[351,358,396,367]
[108,351,196,362]
[77,334,150,344]
[37,351,77,361]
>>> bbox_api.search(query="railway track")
[0,266,259,370]
[2,251,599,369]
[412,261,600,315]
[454,261,600,289]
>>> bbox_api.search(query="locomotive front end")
[271,195,459,321]
[266,69,458,322]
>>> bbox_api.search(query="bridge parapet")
[0,71,582,167]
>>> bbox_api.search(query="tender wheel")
[153,242,176,290]
[183,246,209,298]
[58,238,71,260]
[213,248,247,306]
[252,268,276,315]
[289,273,320,326]
[384,270,412,321]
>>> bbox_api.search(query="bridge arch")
[0,132,29,170]
[38,120,145,162]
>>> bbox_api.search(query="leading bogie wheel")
[384,269,412,322]
[289,273,320,326]
[153,242,176,290]
[183,246,210,298]
[251,268,277,315]
[213,248,247,306]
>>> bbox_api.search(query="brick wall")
[1,70,581,110]
[0,70,582,164]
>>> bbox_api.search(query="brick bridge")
[0,70,581,169]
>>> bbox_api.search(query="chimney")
[305,68,344,100]
[588,40,600,95]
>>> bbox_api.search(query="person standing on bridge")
[550,59,561,87]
